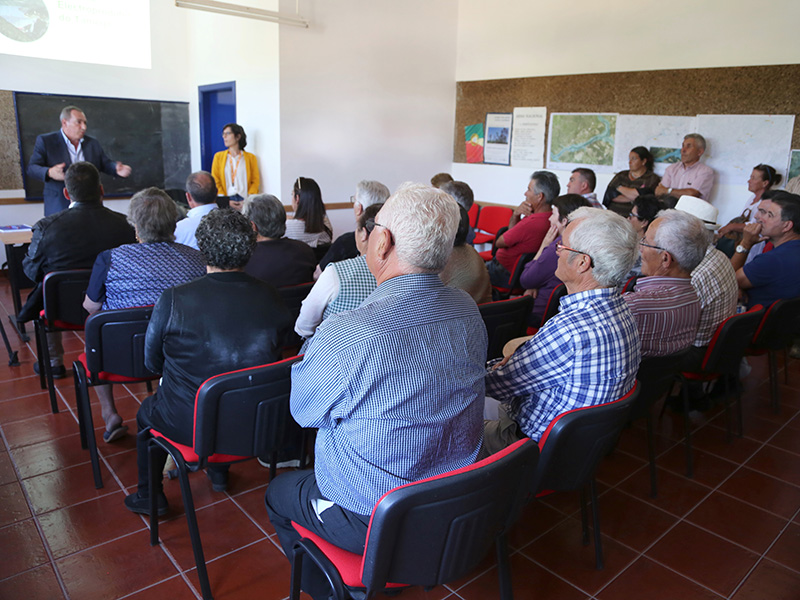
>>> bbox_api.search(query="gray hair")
[531,171,561,203]
[60,105,83,122]
[378,183,460,273]
[128,187,179,243]
[652,209,709,273]
[441,180,475,211]
[243,194,286,239]
[684,133,707,152]
[355,180,390,208]
[568,207,638,287]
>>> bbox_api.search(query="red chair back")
[467,203,479,227]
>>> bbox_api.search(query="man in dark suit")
[27,105,132,215]
[20,162,136,377]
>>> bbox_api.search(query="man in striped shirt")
[266,183,487,600]
[623,209,708,357]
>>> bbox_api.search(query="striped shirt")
[486,287,640,442]
[290,273,488,516]
[623,276,700,357]
[691,247,738,347]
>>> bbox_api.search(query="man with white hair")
[483,208,641,450]
[655,133,715,200]
[674,196,738,369]
[623,209,707,357]
[319,179,390,269]
[266,183,487,600]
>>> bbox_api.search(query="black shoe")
[124,491,169,516]
[206,467,229,492]
[33,362,67,379]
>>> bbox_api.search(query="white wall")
[279,0,459,236]
[453,0,800,223]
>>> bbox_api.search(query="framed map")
[547,113,618,172]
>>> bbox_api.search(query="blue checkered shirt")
[486,287,640,441]
[291,273,488,516]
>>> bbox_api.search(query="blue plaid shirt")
[291,273,488,516]
[486,287,640,441]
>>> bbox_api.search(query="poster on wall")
[787,149,800,181]
[510,107,546,169]
[696,114,794,185]
[612,115,697,176]
[464,123,485,163]
[484,113,512,165]
[547,112,618,173]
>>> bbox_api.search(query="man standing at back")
[21,162,136,376]
[655,133,714,201]
[28,105,132,215]
[265,183,487,600]
[174,171,218,250]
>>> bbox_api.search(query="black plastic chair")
[746,297,800,413]
[290,438,540,600]
[676,305,765,477]
[34,269,92,413]
[478,295,534,360]
[527,282,568,331]
[278,281,315,351]
[72,306,158,489]
[531,382,639,570]
[630,349,690,497]
[146,356,304,600]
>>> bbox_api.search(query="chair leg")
[496,533,514,600]
[34,320,46,391]
[579,486,590,545]
[174,456,213,600]
[589,478,604,570]
[769,350,780,413]
[289,545,305,600]
[784,347,790,385]
[681,382,694,478]
[148,439,161,547]
[270,450,277,482]
[39,325,59,414]
[646,415,658,498]
[74,362,103,489]
[722,376,733,444]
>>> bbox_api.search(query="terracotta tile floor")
[0,277,799,599]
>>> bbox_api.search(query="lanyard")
[228,153,242,184]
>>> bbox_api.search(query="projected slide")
[0,0,150,68]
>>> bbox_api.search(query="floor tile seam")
[632,554,730,599]
[114,573,202,600]
[0,563,67,599]
[0,386,58,404]
[677,517,774,558]
[520,550,633,599]
[47,522,150,562]
[594,457,650,493]
[712,486,800,522]
[147,524,198,595]
[508,509,573,552]
[226,488,276,538]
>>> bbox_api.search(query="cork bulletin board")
[453,64,800,163]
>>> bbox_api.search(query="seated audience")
[673,196,738,370]
[440,207,492,304]
[623,209,707,357]
[174,171,217,250]
[567,167,602,208]
[483,208,640,451]
[430,172,453,188]
[655,133,714,200]
[487,170,560,287]
[623,195,665,282]
[733,190,800,309]
[266,183,486,600]
[442,180,477,243]
[294,203,383,340]
[319,180,389,270]
[285,177,332,248]
[603,146,661,215]
[243,194,317,286]
[124,209,292,515]
[520,194,591,325]
[82,188,207,441]
[21,162,136,378]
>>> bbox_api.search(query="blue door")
[198,82,236,173]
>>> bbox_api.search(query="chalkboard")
[15,92,191,200]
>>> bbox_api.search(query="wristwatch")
[735,244,750,254]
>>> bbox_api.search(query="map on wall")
[612,115,696,175]
[696,114,795,185]
[547,113,618,172]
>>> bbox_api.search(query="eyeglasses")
[350,195,356,203]
[628,212,641,220]
[556,242,594,268]
[639,237,667,252]
[364,218,391,238]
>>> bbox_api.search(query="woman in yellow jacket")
[211,123,260,210]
